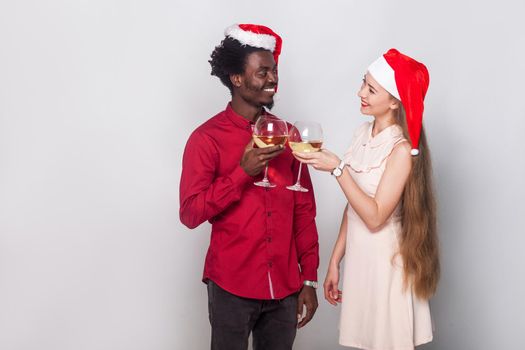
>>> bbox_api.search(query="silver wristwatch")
[331,160,346,178]
[303,280,318,289]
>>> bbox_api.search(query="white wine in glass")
[252,115,289,188]
[287,121,323,192]
[288,140,323,153]
[253,135,288,149]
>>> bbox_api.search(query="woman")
[294,49,440,349]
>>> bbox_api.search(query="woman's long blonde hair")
[397,106,440,299]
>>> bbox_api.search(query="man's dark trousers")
[207,280,298,350]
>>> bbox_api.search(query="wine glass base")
[254,180,276,188]
[286,184,309,192]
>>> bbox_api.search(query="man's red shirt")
[180,104,319,299]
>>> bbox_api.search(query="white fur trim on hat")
[224,24,276,51]
[367,56,400,100]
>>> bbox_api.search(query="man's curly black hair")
[209,37,268,95]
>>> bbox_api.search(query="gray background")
[1,0,524,349]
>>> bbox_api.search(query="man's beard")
[264,100,274,110]
[245,80,275,110]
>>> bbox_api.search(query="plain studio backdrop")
[1,1,524,349]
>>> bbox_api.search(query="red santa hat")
[367,48,430,156]
[224,24,282,65]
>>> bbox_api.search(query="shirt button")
[268,262,273,267]
[267,212,272,217]
[267,236,272,243]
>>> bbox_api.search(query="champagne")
[253,135,288,148]
[288,141,323,153]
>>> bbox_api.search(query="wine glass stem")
[263,164,269,182]
[295,163,303,185]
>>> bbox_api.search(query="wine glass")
[287,121,323,192]
[252,115,289,188]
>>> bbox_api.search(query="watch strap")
[303,280,318,289]
[331,159,346,177]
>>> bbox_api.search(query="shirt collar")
[225,103,256,132]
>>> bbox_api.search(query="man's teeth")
[264,88,275,92]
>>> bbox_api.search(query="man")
[179,24,319,350]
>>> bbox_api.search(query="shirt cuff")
[301,267,318,282]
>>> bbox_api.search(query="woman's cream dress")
[339,122,433,350]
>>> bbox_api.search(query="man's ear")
[230,74,242,88]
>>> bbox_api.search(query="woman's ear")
[389,98,400,111]
[230,74,242,88]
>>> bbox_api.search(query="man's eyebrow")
[258,64,277,71]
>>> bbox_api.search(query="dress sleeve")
[179,131,252,229]
[292,159,319,281]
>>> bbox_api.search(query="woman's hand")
[293,149,341,173]
[323,264,342,306]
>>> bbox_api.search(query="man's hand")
[297,285,318,328]
[240,141,285,177]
